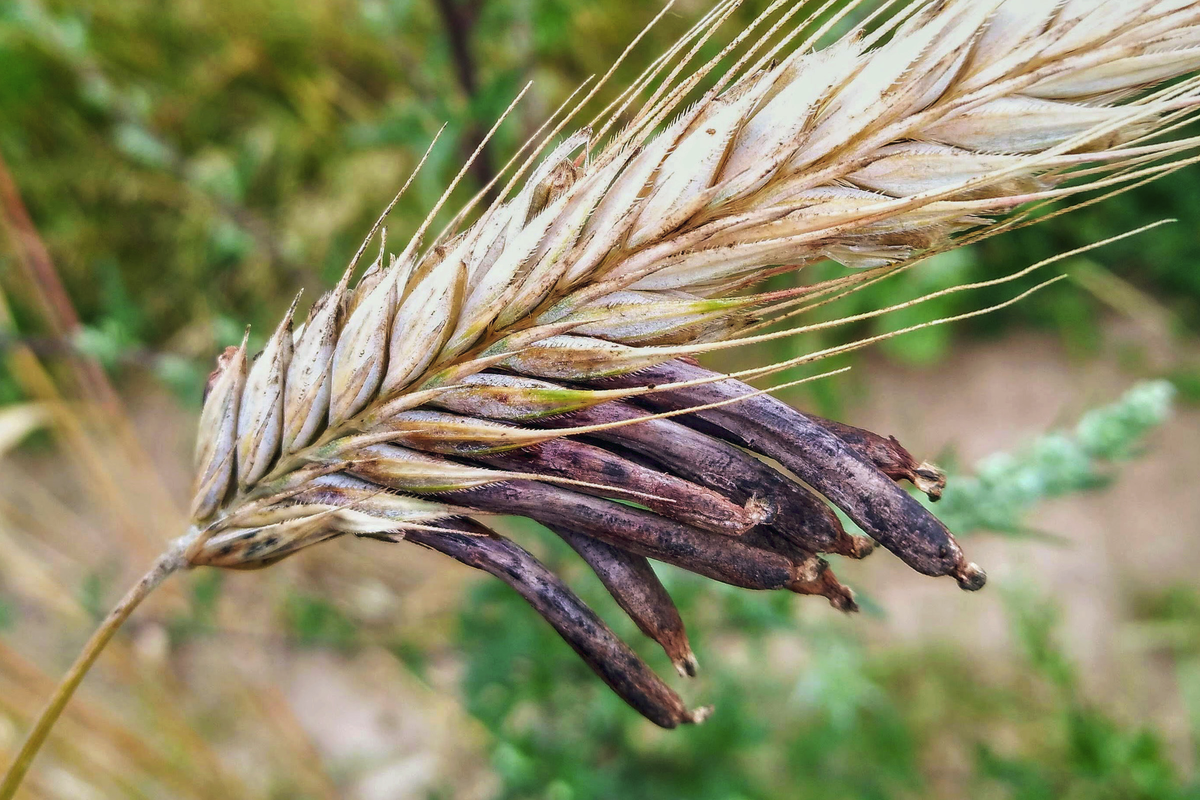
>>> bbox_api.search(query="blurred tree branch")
[432,0,497,195]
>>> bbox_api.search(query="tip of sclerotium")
[955,562,987,592]
[675,649,700,679]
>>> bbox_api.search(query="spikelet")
[236,295,299,487]
[185,0,1200,726]
[191,333,247,520]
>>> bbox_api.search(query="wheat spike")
[5,2,1200,791]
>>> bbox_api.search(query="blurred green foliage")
[933,380,1176,537]
[283,591,361,652]
[451,383,1198,800]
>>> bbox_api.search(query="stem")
[0,547,185,799]
[0,150,120,415]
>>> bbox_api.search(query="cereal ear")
[186,0,1200,724]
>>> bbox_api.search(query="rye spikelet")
[6,0,1200,791]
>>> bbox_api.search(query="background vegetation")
[1,0,1199,797]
